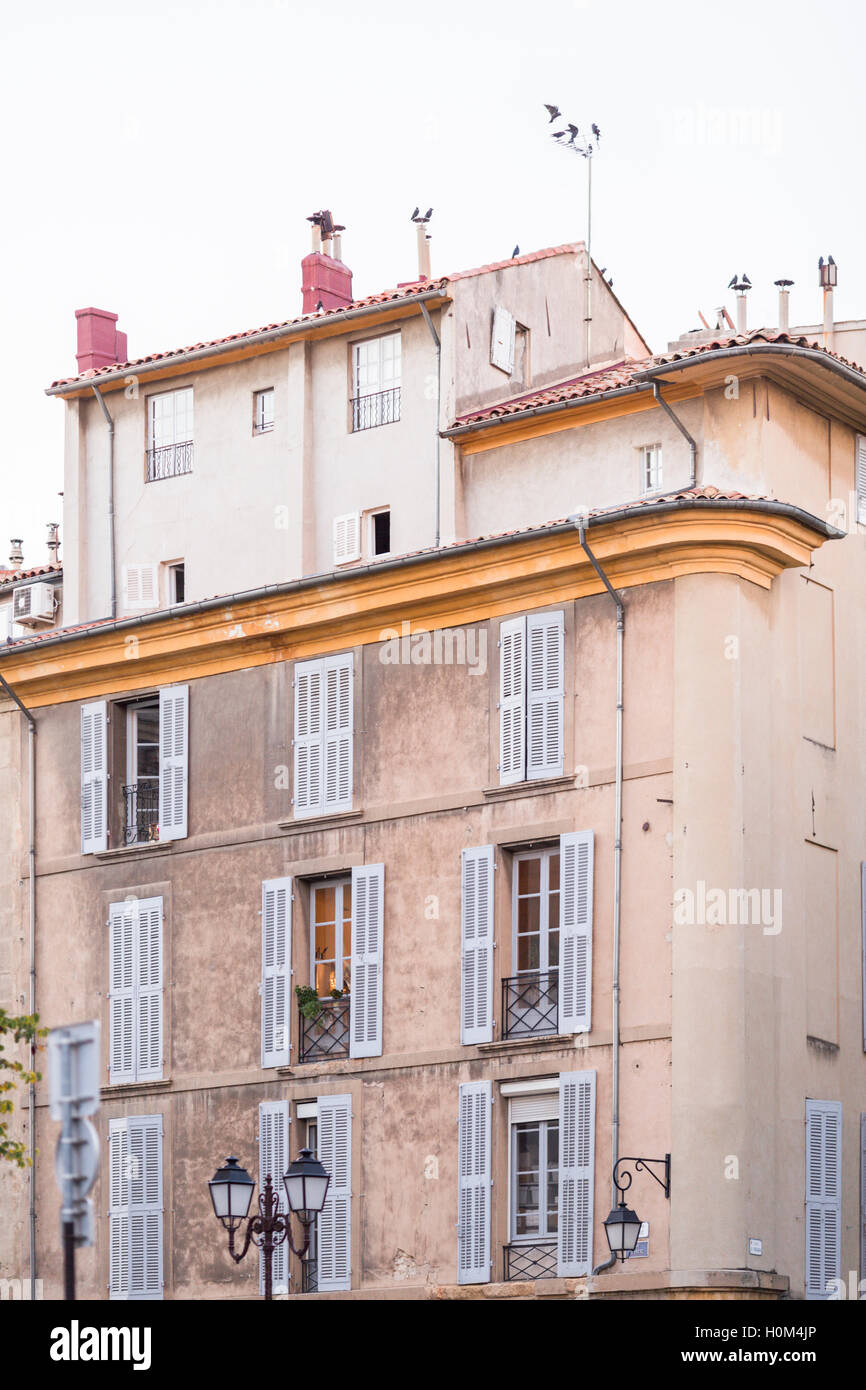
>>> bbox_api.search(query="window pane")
[516,1124,539,1170]
[549,853,560,891]
[517,895,540,936]
[547,930,559,969]
[517,933,540,972]
[315,887,336,924]
[518,857,541,895]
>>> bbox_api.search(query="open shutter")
[527,611,564,779]
[461,846,495,1044]
[318,1093,352,1291]
[350,863,384,1058]
[857,436,866,526]
[81,700,108,853]
[805,1099,842,1298]
[122,564,159,612]
[259,1101,290,1294]
[457,1080,491,1283]
[158,684,188,841]
[323,655,353,813]
[109,1120,129,1298]
[262,877,292,1068]
[137,898,163,1082]
[333,513,361,564]
[109,902,135,1083]
[559,831,593,1033]
[499,616,526,785]
[491,305,516,373]
[110,1115,163,1300]
[293,660,322,818]
[557,1069,596,1277]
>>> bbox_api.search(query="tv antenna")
[544,105,601,369]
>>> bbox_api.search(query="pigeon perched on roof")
[512,245,520,258]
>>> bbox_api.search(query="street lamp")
[209,1148,330,1299]
[602,1154,671,1263]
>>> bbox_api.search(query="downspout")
[0,672,37,1299]
[419,302,441,548]
[91,385,117,619]
[573,525,623,1276]
[651,382,697,489]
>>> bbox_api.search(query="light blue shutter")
[527,611,564,779]
[293,660,323,817]
[349,864,384,1059]
[158,685,188,840]
[261,878,292,1068]
[136,898,163,1082]
[109,897,162,1083]
[109,902,135,1083]
[557,1069,595,1277]
[81,700,108,853]
[110,1115,163,1300]
[461,847,495,1044]
[457,1080,491,1283]
[805,1099,842,1298]
[318,1093,352,1291]
[323,655,353,812]
[559,831,593,1033]
[259,1101,290,1294]
[499,617,525,785]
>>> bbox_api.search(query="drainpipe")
[419,302,442,548]
[572,524,623,1275]
[91,385,117,619]
[652,382,697,490]
[0,672,37,1299]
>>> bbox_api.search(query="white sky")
[1,0,864,566]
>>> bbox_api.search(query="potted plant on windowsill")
[295,985,323,1022]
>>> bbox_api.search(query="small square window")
[371,510,391,557]
[168,563,185,606]
[254,388,275,434]
[641,444,662,492]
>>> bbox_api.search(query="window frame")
[509,1114,560,1244]
[369,507,391,559]
[309,876,352,999]
[350,331,402,431]
[167,562,185,607]
[511,845,561,976]
[253,387,275,435]
[640,442,663,493]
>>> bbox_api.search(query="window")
[293,654,353,818]
[499,610,564,785]
[504,849,561,1040]
[312,879,352,999]
[805,1099,842,1299]
[298,865,384,1064]
[371,509,391,557]
[641,443,663,492]
[108,896,163,1083]
[125,697,160,844]
[108,1115,163,1300]
[146,388,193,481]
[167,563,185,606]
[512,1116,559,1244]
[254,388,275,434]
[351,332,401,430]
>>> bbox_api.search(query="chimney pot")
[774,279,793,332]
[9,539,24,570]
[75,307,127,375]
[301,210,352,315]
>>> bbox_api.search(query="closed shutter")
[81,700,108,854]
[109,897,163,1084]
[136,899,163,1082]
[109,1115,163,1300]
[158,685,188,841]
[109,902,135,1083]
[857,436,866,525]
[323,655,353,812]
[293,660,323,818]
[559,831,593,1033]
[805,1099,842,1298]
[122,564,159,612]
[460,846,495,1044]
[499,617,526,785]
[333,513,361,564]
[317,1093,352,1291]
[491,305,516,373]
[259,1101,290,1295]
[261,878,292,1068]
[457,1080,491,1284]
[526,611,564,779]
[557,1069,595,1277]
[349,863,384,1059]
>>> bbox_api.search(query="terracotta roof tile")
[0,561,62,587]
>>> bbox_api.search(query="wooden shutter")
[333,513,361,564]
[499,617,526,785]
[461,846,495,1044]
[109,1115,163,1300]
[109,902,135,1083]
[457,1080,491,1284]
[109,896,163,1083]
[80,700,108,853]
[158,685,188,841]
[261,878,292,1068]
[350,863,384,1059]
[122,564,159,612]
[317,1093,352,1291]
[557,1069,596,1277]
[559,831,593,1033]
[527,611,564,779]
[805,1099,842,1298]
[323,655,353,812]
[491,305,516,373]
[293,660,323,818]
[857,436,866,525]
[259,1101,290,1295]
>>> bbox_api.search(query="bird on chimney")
[425,208,433,220]
[727,275,738,290]
[411,206,420,220]
[741,272,752,288]
[545,104,561,123]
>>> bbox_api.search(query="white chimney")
[9,539,23,569]
[775,278,793,331]
[736,290,748,335]
[819,256,837,349]
[416,219,431,280]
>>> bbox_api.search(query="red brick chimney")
[301,211,353,314]
[75,307,128,374]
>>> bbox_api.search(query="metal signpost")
[48,1021,101,1300]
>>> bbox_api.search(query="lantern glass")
[603,1202,642,1257]
[209,1156,255,1229]
[283,1148,330,1222]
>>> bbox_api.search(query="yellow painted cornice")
[0,505,831,709]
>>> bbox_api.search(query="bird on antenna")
[552,130,565,140]
[545,103,561,122]
[512,245,520,258]
[567,123,580,143]
[592,123,601,140]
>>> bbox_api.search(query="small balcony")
[350,386,401,432]
[501,970,559,1040]
[123,782,159,846]
[503,1242,557,1282]
[301,1255,318,1293]
[298,997,350,1063]
[146,440,194,482]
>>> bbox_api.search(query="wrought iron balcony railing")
[350,386,401,432]
[298,997,350,1063]
[301,1255,318,1293]
[503,1242,557,1282]
[146,440,194,482]
[123,782,159,846]
[501,969,559,1040]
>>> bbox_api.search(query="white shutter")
[333,513,361,564]
[527,611,564,779]
[460,846,495,1044]
[109,897,163,1083]
[109,1115,163,1300]
[122,564,159,612]
[856,436,866,526]
[109,902,135,1083]
[805,1099,842,1299]
[158,684,188,841]
[457,1080,491,1283]
[323,655,353,812]
[557,1069,595,1277]
[499,616,526,785]
[258,1101,290,1294]
[349,863,384,1059]
[261,878,292,1068]
[559,831,593,1034]
[491,305,516,373]
[293,660,323,818]
[137,899,163,1082]
[80,700,108,853]
[318,1093,352,1291]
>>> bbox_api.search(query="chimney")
[775,278,793,331]
[75,307,128,375]
[416,221,431,280]
[9,539,23,570]
[819,256,837,349]
[735,285,749,334]
[301,210,353,315]
[47,522,61,564]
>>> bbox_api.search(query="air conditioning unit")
[12,582,55,627]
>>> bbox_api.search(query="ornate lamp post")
[603,1154,671,1262]
[209,1149,330,1300]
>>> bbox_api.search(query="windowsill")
[94,840,170,862]
[279,808,364,833]
[483,774,575,801]
[101,1078,172,1099]
[479,1033,575,1054]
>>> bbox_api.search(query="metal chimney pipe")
[775,279,793,331]
[9,538,23,569]
[416,221,431,280]
[819,257,837,349]
[332,231,343,261]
